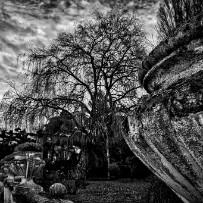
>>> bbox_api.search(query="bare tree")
[2,8,146,178]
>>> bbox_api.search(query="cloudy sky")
[0,1,158,100]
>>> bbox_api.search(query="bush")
[49,183,67,198]
[109,163,120,179]
[37,179,78,195]
[14,142,43,152]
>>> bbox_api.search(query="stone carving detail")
[124,13,203,203]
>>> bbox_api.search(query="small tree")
[3,8,146,178]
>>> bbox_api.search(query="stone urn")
[124,14,203,203]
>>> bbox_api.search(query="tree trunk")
[106,133,110,180]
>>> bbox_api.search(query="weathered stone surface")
[124,80,203,203]
[143,48,203,93]
[126,11,203,202]
[139,13,203,93]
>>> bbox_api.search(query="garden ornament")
[123,11,203,203]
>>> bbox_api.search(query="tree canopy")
[2,9,146,134]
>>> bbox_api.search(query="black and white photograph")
[0,0,202,202]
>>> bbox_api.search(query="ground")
[67,179,152,203]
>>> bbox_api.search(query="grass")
[67,179,152,203]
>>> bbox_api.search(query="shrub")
[14,142,43,152]
[49,183,67,198]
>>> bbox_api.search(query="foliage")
[14,142,43,152]
[40,151,86,194]
[14,185,62,203]
[0,131,45,181]
[0,153,44,179]
[43,111,76,135]
[2,8,145,129]
[0,141,44,180]
[157,0,203,40]
[74,151,87,180]
[0,129,37,160]
[49,183,67,198]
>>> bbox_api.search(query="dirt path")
[68,180,152,203]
